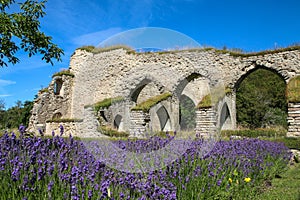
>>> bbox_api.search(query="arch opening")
[156,106,171,131]
[52,112,62,119]
[235,67,287,129]
[54,79,63,95]
[179,94,196,131]
[114,114,124,131]
[219,103,231,130]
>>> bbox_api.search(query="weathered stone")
[28,48,300,138]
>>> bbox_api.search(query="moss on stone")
[94,97,124,112]
[131,92,172,112]
[287,76,300,103]
[197,94,212,108]
[52,70,74,78]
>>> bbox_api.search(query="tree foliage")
[0,0,64,66]
[236,68,287,129]
[180,95,196,131]
[0,99,33,129]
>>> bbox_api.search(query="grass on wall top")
[77,45,135,54]
[93,97,124,112]
[286,75,300,103]
[131,92,172,112]
[77,45,300,57]
[52,70,75,78]
[46,118,83,123]
[197,94,212,108]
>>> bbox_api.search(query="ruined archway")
[53,78,63,95]
[156,106,171,131]
[114,114,124,131]
[219,102,231,130]
[235,66,287,129]
[179,94,196,131]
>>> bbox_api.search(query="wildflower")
[60,124,64,136]
[228,178,233,184]
[244,177,251,183]
[217,179,222,186]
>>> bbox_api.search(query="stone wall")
[287,103,300,137]
[195,107,217,137]
[45,121,80,137]
[28,74,73,133]
[28,47,300,137]
[129,110,150,137]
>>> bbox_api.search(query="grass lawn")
[255,162,300,200]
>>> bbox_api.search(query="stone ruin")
[28,47,300,138]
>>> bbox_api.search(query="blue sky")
[1,0,300,108]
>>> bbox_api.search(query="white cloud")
[0,94,12,97]
[72,27,123,46]
[0,79,16,87]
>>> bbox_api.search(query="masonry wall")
[29,48,300,137]
[287,103,300,137]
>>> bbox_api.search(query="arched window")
[52,112,62,119]
[54,79,63,95]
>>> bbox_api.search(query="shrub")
[221,128,287,138]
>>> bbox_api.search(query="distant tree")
[21,100,33,126]
[0,99,6,129]
[0,0,64,67]
[1,100,33,129]
[236,68,287,129]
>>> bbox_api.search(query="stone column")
[287,103,300,137]
[195,107,217,138]
[129,110,150,137]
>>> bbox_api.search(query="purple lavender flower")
[48,180,54,191]
[60,124,64,136]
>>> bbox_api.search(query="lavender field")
[0,127,291,200]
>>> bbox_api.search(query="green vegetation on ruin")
[77,45,135,54]
[131,92,172,112]
[46,118,83,123]
[39,88,49,94]
[77,44,300,58]
[286,75,300,103]
[93,97,124,112]
[98,125,129,138]
[52,70,75,78]
[197,94,212,108]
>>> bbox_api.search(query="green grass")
[287,75,300,103]
[131,92,172,112]
[77,44,300,58]
[39,87,49,93]
[98,125,129,138]
[197,94,212,108]
[45,118,83,123]
[93,97,124,112]
[77,45,135,54]
[254,163,300,200]
[52,70,75,78]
